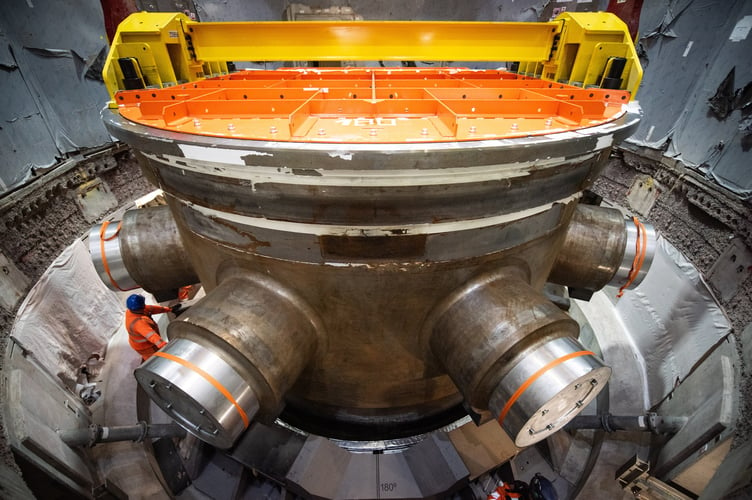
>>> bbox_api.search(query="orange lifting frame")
[114,68,631,142]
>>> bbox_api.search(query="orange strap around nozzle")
[617,217,647,298]
[154,351,250,429]
[99,220,133,291]
[497,350,595,428]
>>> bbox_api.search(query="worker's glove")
[170,303,183,315]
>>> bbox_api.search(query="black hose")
[566,414,645,432]
[565,413,686,434]
[59,421,185,447]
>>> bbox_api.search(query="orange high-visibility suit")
[125,305,171,361]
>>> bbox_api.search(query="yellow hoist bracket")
[103,11,642,107]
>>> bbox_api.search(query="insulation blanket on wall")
[0,0,113,194]
[613,237,731,407]
[628,1,752,199]
[11,239,122,389]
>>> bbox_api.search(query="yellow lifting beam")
[187,21,560,63]
[103,11,642,104]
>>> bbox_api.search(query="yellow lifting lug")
[103,11,642,107]
[546,11,643,97]
[103,11,210,108]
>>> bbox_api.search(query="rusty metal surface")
[427,265,611,446]
[119,205,199,293]
[164,217,583,440]
[549,204,628,290]
[91,204,198,294]
[104,92,640,444]
[427,265,580,410]
[167,274,322,423]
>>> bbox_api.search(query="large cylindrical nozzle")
[89,205,198,295]
[549,204,656,293]
[489,336,610,447]
[134,273,322,449]
[428,266,610,447]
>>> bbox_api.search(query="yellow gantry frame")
[103,11,642,106]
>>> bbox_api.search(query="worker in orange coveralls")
[125,293,179,361]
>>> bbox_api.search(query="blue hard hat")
[126,294,145,312]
